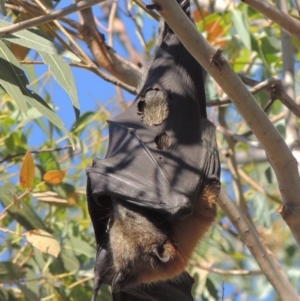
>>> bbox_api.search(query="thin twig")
[0,0,107,36]
[238,168,281,204]
[0,202,14,218]
[0,226,21,236]
[198,263,262,276]
[219,107,252,222]
[71,62,138,94]
[132,0,160,21]
[33,0,94,62]
[241,0,300,42]
[67,275,93,289]
[108,0,118,47]
[218,188,300,301]
[152,0,300,247]
[0,145,72,164]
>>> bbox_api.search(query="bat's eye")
[145,89,156,100]
[153,246,170,263]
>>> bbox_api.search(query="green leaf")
[16,284,40,301]
[0,0,7,16]
[59,238,80,272]
[0,41,28,114]
[265,166,272,184]
[69,236,95,257]
[0,41,74,147]
[261,36,280,54]
[72,111,94,134]
[0,20,80,62]
[0,183,49,231]
[231,10,251,49]
[206,277,219,300]
[39,51,80,121]
[0,262,26,281]
[0,290,18,301]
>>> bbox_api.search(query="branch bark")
[151,0,300,247]
[218,189,300,301]
[75,1,142,88]
[0,0,107,36]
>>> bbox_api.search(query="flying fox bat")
[86,0,221,300]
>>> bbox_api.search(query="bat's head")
[108,198,185,292]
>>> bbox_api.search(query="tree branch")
[241,0,300,42]
[218,189,300,301]
[0,145,72,164]
[75,1,142,88]
[151,0,300,247]
[0,0,107,36]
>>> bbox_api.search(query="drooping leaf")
[0,0,6,16]
[53,237,80,272]
[0,41,74,146]
[0,183,48,231]
[0,19,80,62]
[0,290,18,301]
[24,229,61,257]
[0,40,28,114]
[69,236,95,257]
[231,10,251,49]
[20,150,35,189]
[265,166,273,184]
[39,51,80,121]
[43,169,67,185]
[206,277,219,300]
[0,262,26,281]
[16,284,40,301]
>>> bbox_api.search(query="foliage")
[0,0,300,301]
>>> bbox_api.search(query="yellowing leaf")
[66,192,79,206]
[194,8,227,47]
[43,169,67,185]
[24,229,61,257]
[20,151,35,188]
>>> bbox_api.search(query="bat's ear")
[111,269,136,292]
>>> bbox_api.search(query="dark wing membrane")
[86,0,220,300]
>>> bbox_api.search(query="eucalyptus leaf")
[0,262,26,281]
[0,41,28,114]
[39,51,80,121]
[0,19,80,62]
[0,40,74,146]
[16,284,40,301]
[0,0,6,16]
[231,10,250,49]
[0,183,49,231]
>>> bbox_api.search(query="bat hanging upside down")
[86,0,220,300]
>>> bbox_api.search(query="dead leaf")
[20,151,35,189]
[43,169,67,185]
[24,229,61,257]
[194,8,227,47]
[33,191,68,204]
